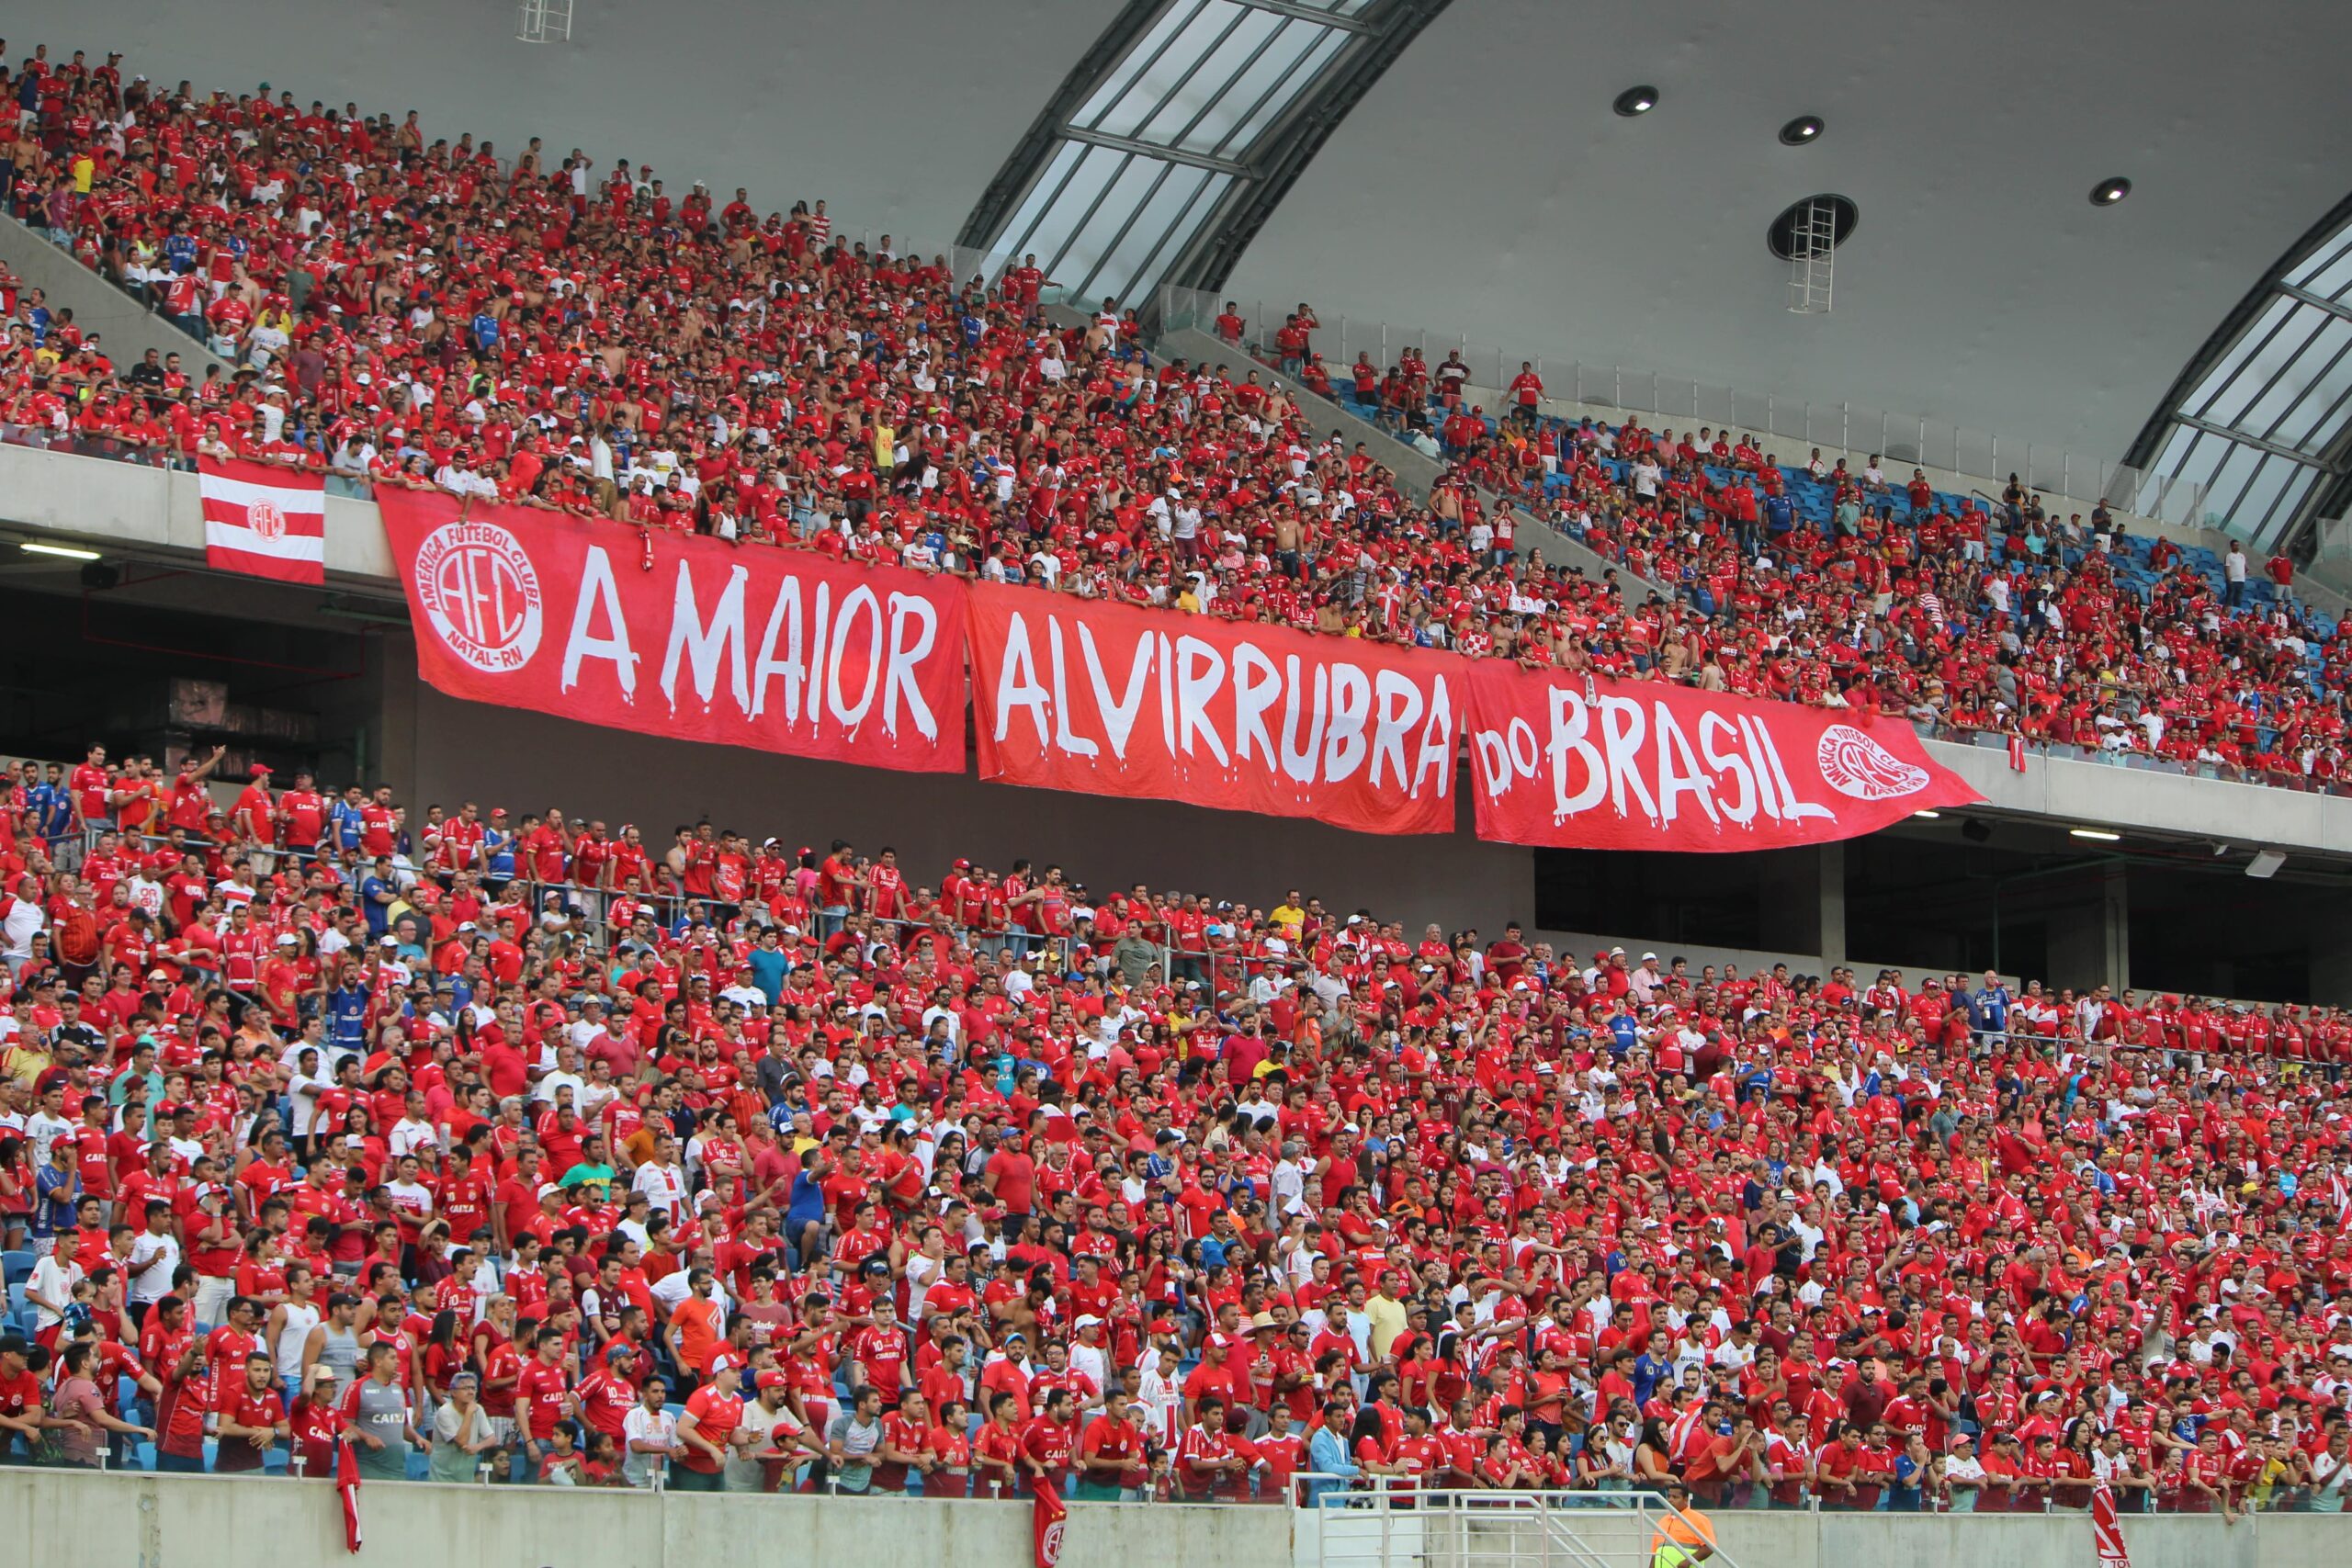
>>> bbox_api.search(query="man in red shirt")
[874,1388,937,1494]
[1076,1385,1148,1500]
[210,1350,289,1472]
[1180,1393,1248,1500]
[515,1329,574,1478]
[671,1359,744,1492]
[1017,1386,1075,1498]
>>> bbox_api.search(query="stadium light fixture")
[1614,86,1659,118]
[2245,850,2287,879]
[1779,116,1825,146]
[1912,809,1941,819]
[20,540,100,561]
[2069,828,2122,841]
[2089,177,2132,207]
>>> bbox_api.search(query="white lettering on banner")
[989,615,1454,798]
[1174,637,1230,766]
[662,562,752,712]
[881,594,943,741]
[581,556,941,739]
[828,585,883,728]
[1696,712,1758,826]
[1076,623,1154,760]
[1278,663,1324,785]
[1477,689,1839,829]
[561,547,639,697]
[1045,619,1097,759]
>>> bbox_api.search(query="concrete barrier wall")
[6,1469,2336,1568]
[1710,1508,2335,1568]
[0,1469,1296,1568]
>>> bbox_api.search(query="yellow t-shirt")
[1365,1292,1408,1360]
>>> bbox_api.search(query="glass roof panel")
[1130,7,1288,144]
[2283,213,2352,298]
[2189,299,2324,428]
[2256,317,2352,455]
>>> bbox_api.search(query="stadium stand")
[1,40,2350,1528]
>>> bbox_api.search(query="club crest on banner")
[413,520,546,674]
[246,499,288,541]
[1816,723,1931,801]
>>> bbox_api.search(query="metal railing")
[1292,1480,1739,1568]
[1160,286,2213,530]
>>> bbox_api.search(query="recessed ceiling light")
[1779,115,1825,146]
[1613,85,1659,118]
[2089,177,2132,207]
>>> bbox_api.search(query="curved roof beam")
[2123,189,2352,555]
[958,0,1451,318]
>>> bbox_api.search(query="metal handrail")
[1288,1478,1743,1568]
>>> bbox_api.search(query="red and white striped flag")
[2007,733,2028,773]
[198,456,326,584]
[334,1436,364,1553]
[2089,1483,2131,1567]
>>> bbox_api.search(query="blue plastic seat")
[0,1250,32,1285]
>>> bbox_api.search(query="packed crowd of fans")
[3,39,2352,1523]
[9,42,2347,809]
[0,745,2348,1517]
[1227,319,2352,792]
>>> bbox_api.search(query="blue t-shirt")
[746,947,790,1004]
[328,983,372,1049]
[360,875,393,935]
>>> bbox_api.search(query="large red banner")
[1463,660,1981,852]
[377,492,967,773]
[967,585,1462,835]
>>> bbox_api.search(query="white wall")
[2,0,1116,248]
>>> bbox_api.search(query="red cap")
[248,763,273,776]
[755,1370,790,1392]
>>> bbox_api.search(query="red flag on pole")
[1032,1483,1067,1568]
[2089,1483,2131,1568]
[335,1436,364,1553]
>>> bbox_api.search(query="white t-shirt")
[28,1254,85,1327]
[621,1404,679,1488]
[128,1231,182,1305]
[26,1111,75,1168]
[633,1163,690,1224]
